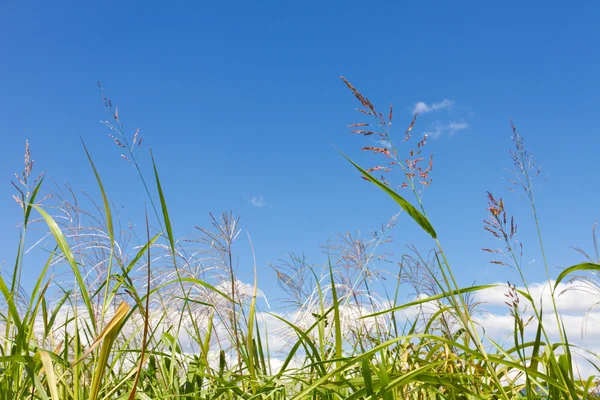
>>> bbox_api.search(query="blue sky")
[1,1,599,305]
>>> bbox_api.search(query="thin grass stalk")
[128,209,152,400]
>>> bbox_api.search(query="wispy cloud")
[376,139,392,149]
[249,196,266,208]
[424,120,469,139]
[448,121,469,132]
[412,99,454,114]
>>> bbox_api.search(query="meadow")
[1,79,599,399]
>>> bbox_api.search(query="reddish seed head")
[347,123,370,128]
[361,146,391,157]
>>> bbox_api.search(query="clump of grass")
[0,80,599,399]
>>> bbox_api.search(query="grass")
[1,78,599,399]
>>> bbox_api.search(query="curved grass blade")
[339,150,437,239]
[24,177,44,227]
[32,205,96,331]
[150,149,175,254]
[176,277,235,303]
[267,306,335,382]
[25,247,56,322]
[289,334,446,399]
[530,307,544,379]
[38,350,60,400]
[0,274,22,330]
[88,302,131,400]
[81,139,114,244]
[267,312,328,377]
[364,284,496,318]
[74,301,130,364]
[554,262,600,288]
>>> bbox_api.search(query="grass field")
[1,80,599,399]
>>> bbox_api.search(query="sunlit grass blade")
[32,204,96,332]
[74,301,130,364]
[38,350,60,400]
[364,284,496,318]
[268,312,329,377]
[81,301,130,400]
[554,262,600,288]
[24,177,44,227]
[24,247,56,322]
[150,149,175,254]
[81,139,114,244]
[328,259,343,373]
[339,149,437,239]
[246,233,258,381]
[0,273,22,330]
[530,310,543,379]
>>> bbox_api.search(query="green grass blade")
[84,301,130,400]
[81,139,114,244]
[529,307,543,377]
[150,149,175,254]
[267,312,328,377]
[38,350,60,400]
[246,233,258,381]
[361,360,374,397]
[24,177,44,227]
[339,149,437,239]
[364,284,496,318]
[25,247,56,320]
[32,204,96,331]
[0,273,22,330]
[554,262,600,288]
[328,259,343,373]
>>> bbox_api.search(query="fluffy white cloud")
[23,276,600,382]
[412,99,454,114]
[475,280,600,314]
[472,280,600,377]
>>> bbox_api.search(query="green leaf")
[554,262,600,288]
[339,150,437,239]
[32,205,96,332]
[150,150,175,254]
[38,350,60,400]
[361,360,374,397]
[328,259,342,372]
[0,274,22,330]
[24,177,44,227]
[81,140,114,246]
[364,284,496,318]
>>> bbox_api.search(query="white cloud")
[448,121,469,132]
[250,196,266,208]
[473,280,600,355]
[413,102,431,114]
[475,280,600,314]
[23,276,600,381]
[424,121,469,139]
[412,99,454,114]
[425,126,443,139]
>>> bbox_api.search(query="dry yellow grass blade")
[73,301,130,365]
[38,350,60,400]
